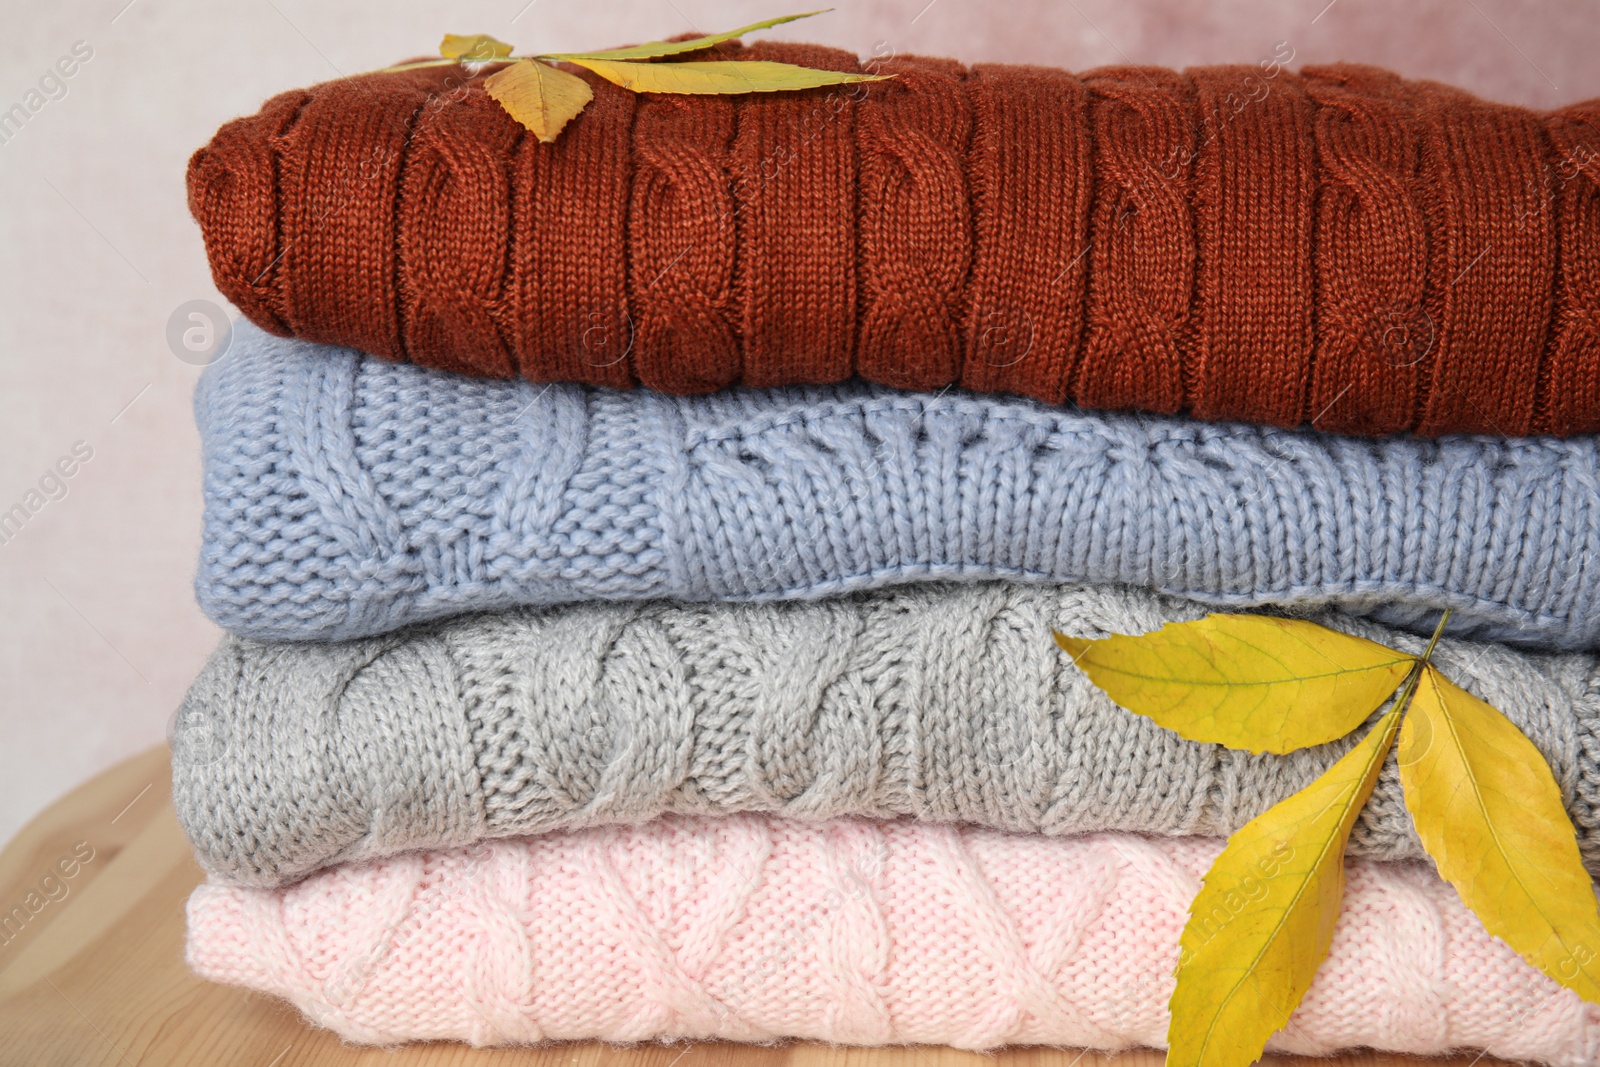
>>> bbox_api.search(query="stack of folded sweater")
[174,42,1600,1063]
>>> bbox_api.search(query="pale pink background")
[1,0,1594,849]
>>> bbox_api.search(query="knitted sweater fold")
[198,321,1600,647]
[189,45,1600,437]
[172,581,1600,888]
[186,817,1600,1061]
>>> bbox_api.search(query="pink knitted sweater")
[187,817,1600,1062]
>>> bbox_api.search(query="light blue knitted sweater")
[197,322,1600,646]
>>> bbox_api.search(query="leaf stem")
[378,57,523,73]
[1419,608,1453,666]
[380,54,594,74]
[1389,609,1453,720]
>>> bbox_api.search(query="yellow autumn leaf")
[565,57,889,95]
[484,60,595,144]
[1054,616,1415,754]
[1168,709,1400,1067]
[546,10,828,61]
[440,33,515,61]
[1398,665,1600,1003]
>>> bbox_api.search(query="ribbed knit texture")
[172,581,1600,889]
[188,46,1600,437]
[186,818,1600,1061]
[197,321,1600,647]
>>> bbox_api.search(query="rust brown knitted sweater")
[189,43,1600,436]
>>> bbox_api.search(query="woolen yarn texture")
[197,321,1600,647]
[186,818,1600,1061]
[188,44,1600,437]
[171,581,1600,889]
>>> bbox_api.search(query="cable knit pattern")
[1540,106,1600,435]
[197,321,1600,646]
[856,56,972,390]
[628,93,740,393]
[1076,67,1193,415]
[397,90,520,378]
[186,819,1600,1060]
[189,47,1600,436]
[1303,65,1427,434]
[171,581,1600,889]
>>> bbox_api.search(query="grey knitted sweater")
[172,582,1600,888]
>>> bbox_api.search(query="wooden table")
[0,747,1508,1066]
